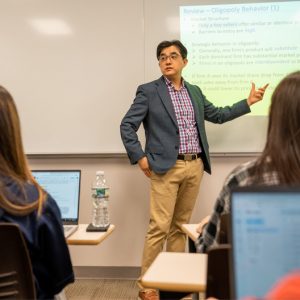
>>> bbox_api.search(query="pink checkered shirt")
[164,77,201,154]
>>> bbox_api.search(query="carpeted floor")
[65,279,139,300]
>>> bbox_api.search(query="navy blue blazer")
[120,76,250,174]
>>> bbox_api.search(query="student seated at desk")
[196,71,300,253]
[0,85,74,299]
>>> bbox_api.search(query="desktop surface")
[67,224,115,245]
[141,252,207,292]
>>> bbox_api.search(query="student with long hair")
[196,71,300,253]
[0,85,74,299]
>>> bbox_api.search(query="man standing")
[120,40,268,300]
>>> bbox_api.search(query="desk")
[181,224,199,242]
[141,252,207,293]
[182,216,211,253]
[181,224,199,253]
[67,224,115,245]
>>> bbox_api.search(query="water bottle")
[91,170,110,229]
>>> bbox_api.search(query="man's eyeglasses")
[158,53,181,62]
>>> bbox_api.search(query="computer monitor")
[31,170,81,225]
[230,186,300,300]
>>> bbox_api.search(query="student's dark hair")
[156,40,188,60]
[254,71,300,184]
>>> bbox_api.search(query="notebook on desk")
[230,186,300,300]
[32,170,81,238]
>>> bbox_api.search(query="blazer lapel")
[156,77,178,127]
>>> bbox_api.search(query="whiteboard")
[1,0,296,154]
[144,0,297,153]
[0,0,144,154]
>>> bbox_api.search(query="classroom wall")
[2,0,278,155]
[9,0,264,276]
[28,155,255,269]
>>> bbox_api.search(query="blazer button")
[175,146,179,150]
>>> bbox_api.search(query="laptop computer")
[32,170,81,238]
[230,186,300,300]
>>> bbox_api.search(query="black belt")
[177,153,201,161]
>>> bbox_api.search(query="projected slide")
[180,1,300,115]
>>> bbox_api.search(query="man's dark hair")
[156,40,188,60]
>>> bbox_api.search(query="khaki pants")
[140,158,204,278]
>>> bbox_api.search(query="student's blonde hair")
[0,85,45,215]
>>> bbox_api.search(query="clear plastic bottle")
[91,170,110,228]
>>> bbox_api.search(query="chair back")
[205,244,231,300]
[0,223,36,299]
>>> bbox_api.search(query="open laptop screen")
[230,187,300,300]
[32,170,81,224]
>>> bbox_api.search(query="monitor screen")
[231,187,300,300]
[32,170,81,222]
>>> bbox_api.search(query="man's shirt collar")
[163,76,185,89]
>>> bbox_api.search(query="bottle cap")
[96,170,104,175]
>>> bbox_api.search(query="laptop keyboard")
[64,225,73,232]
[63,225,78,238]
